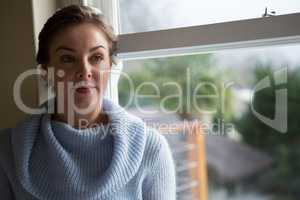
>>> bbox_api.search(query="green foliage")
[234,64,300,197]
[118,54,234,120]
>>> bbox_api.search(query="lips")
[76,87,91,94]
[74,81,97,95]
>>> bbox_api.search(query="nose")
[76,59,92,80]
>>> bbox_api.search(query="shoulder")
[123,110,172,160]
[121,110,174,167]
[143,127,173,168]
[123,109,167,147]
[145,127,170,152]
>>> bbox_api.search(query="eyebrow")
[55,45,106,52]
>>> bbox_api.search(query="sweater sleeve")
[0,166,13,198]
[142,134,176,200]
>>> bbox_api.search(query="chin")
[74,96,99,113]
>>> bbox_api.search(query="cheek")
[93,67,110,90]
[56,73,75,84]
[52,71,76,93]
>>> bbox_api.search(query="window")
[119,0,300,34]
[59,1,300,199]
[119,44,300,200]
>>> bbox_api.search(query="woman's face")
[47,22,111,113]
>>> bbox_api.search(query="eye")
[60,55,75,63]
[90,54,103,64]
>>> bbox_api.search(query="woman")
[0,5,176,200]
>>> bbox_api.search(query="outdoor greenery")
[118,54,300,199]
[234,64,300,199]
[119,54,233,120]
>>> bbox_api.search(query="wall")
[0,0,56,129]
[0,0,36,129]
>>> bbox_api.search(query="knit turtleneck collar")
[50,117,112,154]
[11,98,147,200]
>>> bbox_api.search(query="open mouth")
[75,87,92,94]
[74,82,97,95]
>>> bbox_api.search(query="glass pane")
[118,44,300,199]
[119,0,300,34]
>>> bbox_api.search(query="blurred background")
[119,46,300,200]
[114,0,300,199]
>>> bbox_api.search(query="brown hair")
[36,5,118,65]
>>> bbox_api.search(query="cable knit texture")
[0,98,176,200]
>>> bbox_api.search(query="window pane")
[119,0,300,34]
[118,44,300,199]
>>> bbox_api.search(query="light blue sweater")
[0,98,176,199]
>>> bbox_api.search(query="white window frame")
[58,0,300,102]
[118,13,300,60]
[57,0,87,7]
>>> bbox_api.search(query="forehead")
[50,23,110,51]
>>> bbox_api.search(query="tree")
[234,64,300,198]
[119,53,234,121]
